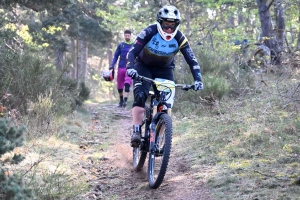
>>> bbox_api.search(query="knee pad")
[133,91,146,107]
[124,83,130,93]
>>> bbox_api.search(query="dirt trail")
[82,104,214,200]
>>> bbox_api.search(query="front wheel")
[148,113,172,189]
[132,106,151,171]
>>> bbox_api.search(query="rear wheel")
[148,113,172,189]
[133,106,151,171]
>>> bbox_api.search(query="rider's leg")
[130,90,147,147]
[117,68,126,107]
[132,106,145,125]
[130,63,151,147]
[131,106,144,145]
[117,89,124,107]
[123,73,132,107]
[123,83,130,107]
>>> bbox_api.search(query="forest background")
[0,0,300,199]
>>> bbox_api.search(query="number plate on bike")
[154,78,175,92]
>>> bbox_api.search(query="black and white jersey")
[127,24,202,81]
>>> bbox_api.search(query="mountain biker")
[126,5,204,147]
[110,30,134,107]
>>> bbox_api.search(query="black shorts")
[133,61,174,106]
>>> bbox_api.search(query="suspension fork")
[149,112,165,153]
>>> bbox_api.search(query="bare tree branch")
[266,0,275,11]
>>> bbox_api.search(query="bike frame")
[138,76,193,154]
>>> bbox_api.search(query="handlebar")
[176,84,195,91]
[135,75,195,91]
[135,75,154,83]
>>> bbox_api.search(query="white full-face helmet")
[156,5,181,41]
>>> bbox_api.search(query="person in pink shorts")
[109,30,134,107]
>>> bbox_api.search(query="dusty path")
[81,104,214,200]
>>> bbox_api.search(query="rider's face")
[124,33,131,42]
[161,21,176,34]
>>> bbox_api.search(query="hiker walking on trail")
[109,30,134,108]
[126,5,204,147]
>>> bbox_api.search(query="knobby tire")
[148,113,172,189]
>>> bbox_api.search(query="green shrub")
[51,77,78,115]
[75,82,91,107]
[30,168,88,200]
[0,170,34,200]
[173,48,231,112]
[0,119,24,156]
[0,119,34,199]
[200,72,230,100]
[0,50,87,117]
[193,48,229,75]
[0,51,58,115]
[192,47,255,97]
[225,63,256,96]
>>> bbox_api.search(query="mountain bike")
[132,75,195,189]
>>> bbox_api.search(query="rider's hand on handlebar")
[126,68,138,79]
[194,80,204,91]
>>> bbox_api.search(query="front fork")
[149,112,169,155]
[149,100,171,154]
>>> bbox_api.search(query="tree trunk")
[238,14,243,25]
[179,0,191,80]
[30,10,35,24]
[78,38,88,84]
[77,38,81,83]
[256,0,282,65]
[245,9,254,35]
[274,0,285,51]
[107,42,112,69]
[228,15,234,27]
[184,0,191,37]
[297,32,300,49]
[55,49,65,71]
[70,39,77,79]
[297,5,300,49]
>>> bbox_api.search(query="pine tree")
[0,120,24,155]
[0,119,34,199]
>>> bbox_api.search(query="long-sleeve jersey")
[126,23,202,81]
[111,40,134,69]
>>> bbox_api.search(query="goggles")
[162,23,176,31]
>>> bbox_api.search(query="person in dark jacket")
[110,30,134,107]
[126,5,204,147]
